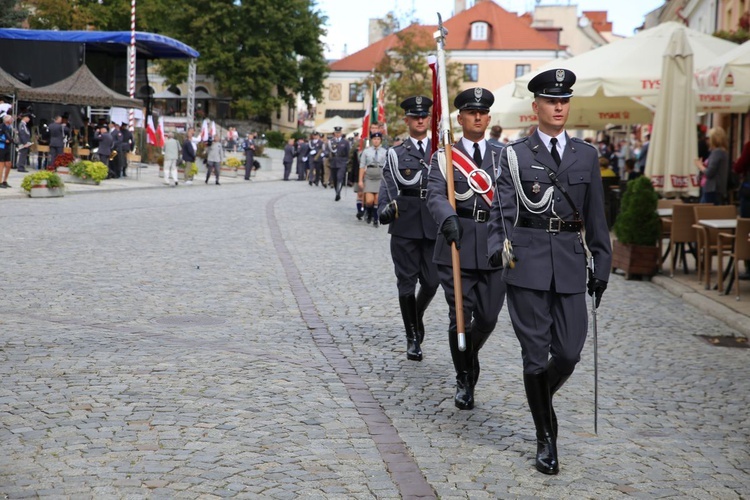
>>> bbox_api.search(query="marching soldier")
[329,126,350,201]
[309,131,324,186]
[378,96,438,361]
[426,88,506,410]
[119,122,134,177]
[488,69,611,475]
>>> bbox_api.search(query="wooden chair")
[692,205,738,289]
[657,199,682,265]
[717,218,750,300]
[668,203,708,277]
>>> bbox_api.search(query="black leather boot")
[524,372,559,475]
[469,321,493,387]
[449,327,474,410]
[546,358,572,437]
[415,286,436,344]
[399,295,422,361]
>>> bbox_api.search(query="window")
[515,64,531,78]
[349,83,365,102]
[464,64,479,82]
[471,22,488,41]
[288,106,295,123]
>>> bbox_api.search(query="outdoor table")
[657,208,673,217]
[698,219,738,294]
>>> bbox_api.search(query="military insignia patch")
[474,87,482,101]
[532,182,541,194]
[405,169,411,176]
[415,96,422,105]
[556,69,565,82]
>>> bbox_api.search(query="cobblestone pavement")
[0,171,748,499]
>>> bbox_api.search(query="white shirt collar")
[460,137,486,162]
[410,137,427,151]
[536,129,566,157]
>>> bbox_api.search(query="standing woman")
[359,132,386,227]
[694,126,729,205]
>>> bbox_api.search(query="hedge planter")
[612,240,660,279]
[29,186,65,198]
[220,167,238,178]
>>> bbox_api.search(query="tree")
[0,0,28,28]
[373,22,462,139]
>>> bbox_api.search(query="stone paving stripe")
[267,194,437,500]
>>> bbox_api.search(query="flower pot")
[612,240,659,279]
[29,186,65,198]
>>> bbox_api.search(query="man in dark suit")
[488,69,611,475]
[119,122,134,177]
[48,115,68,165]
[243,132,256,181]
[378,96,438,362]
[328,126,350,201]
[426,87,506,411]
[282,138,296,180]
[108,121,123,178]
[95,125,113,166]
[296,138,309,181]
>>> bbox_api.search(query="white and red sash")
[452,147,494,207]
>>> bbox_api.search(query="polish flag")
[156,116,165,148]
[146,115,158,145]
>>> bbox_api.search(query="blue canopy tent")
[0,28,199,127]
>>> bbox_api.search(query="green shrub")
[21,171,65,192]
[69,160,109,183]
[613,175,661,246]
[291,129,307,141]
[265,130,286,149]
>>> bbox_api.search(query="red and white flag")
[156,116,165,148]
[428,55,441,157]
[146,115,158,145]
[359,83,376,151]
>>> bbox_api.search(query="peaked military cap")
[311,130,320,136]
[527,68,576,98]
[333,126,342,132]
[454,87,494,111]
[370,132,383,139]
[400,95,432,117]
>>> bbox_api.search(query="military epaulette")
[507,136,528,147]
[570,136,597,151]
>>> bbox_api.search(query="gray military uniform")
[488,131,612,374]
[378,138,439,336]
[328,135,350,197]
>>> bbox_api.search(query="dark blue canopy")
[0,28,198,59]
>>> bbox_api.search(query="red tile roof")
[329,1,564,72]
[583,11,613,34]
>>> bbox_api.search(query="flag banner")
[428,55,440,156]
[146,115,157,145]
[377,84,387,137]
[157,116,165,148]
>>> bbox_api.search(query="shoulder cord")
[388,148,421,187]
[507,145,556,219]
[437,149,477,202]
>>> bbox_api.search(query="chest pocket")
[568,170,591,185]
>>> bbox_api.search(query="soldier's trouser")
[506,284,587,375]
[312,160,323,184]
[330,166,345,194]
[391,236,438,297]
[436,265,505,336]
[323,159,331,185]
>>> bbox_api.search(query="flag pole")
[434,14,466,352]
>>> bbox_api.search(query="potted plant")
[611,175,662,279]
[67,160,109,185]
[50,152,75,174]
[222,156,242,178]
[21,171,65,198]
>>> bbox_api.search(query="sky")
[316,0,667,59]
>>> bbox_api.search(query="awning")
[0,28,199,59]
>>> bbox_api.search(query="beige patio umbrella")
[695,39,750,93]
[645,27,699,198]
[471,82,653,130]
[317,115,359,134]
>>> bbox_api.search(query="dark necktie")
[417,140,424,156]
[550,137,562,166]
[473,143,482,166]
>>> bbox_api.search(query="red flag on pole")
[428,55,440,157]
[360,82,377,151]
[156,116,165,148]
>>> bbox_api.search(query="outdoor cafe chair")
[692,205,739,290]
[668,203,709,277]
[657,198,682,265]
[717,218,750,300]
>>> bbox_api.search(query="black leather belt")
[519,216,582,233]
[400,188,427,199]
[456,207,490,223]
